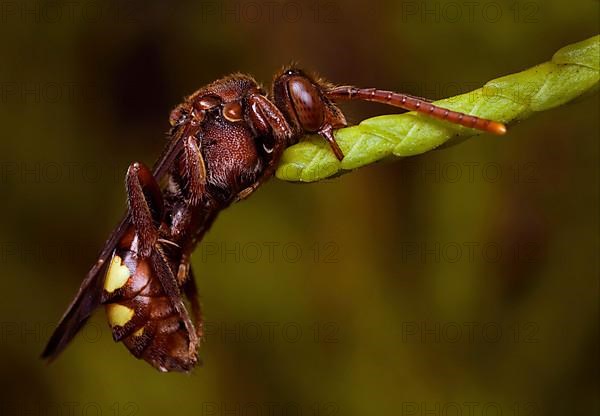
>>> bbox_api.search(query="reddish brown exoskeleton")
[42,68,506,372]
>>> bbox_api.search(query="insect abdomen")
[102,248,197,372]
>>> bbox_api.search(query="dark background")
[0,1,598,415]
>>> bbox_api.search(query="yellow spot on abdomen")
[106,304,135,327]
[104,254,130,293]
[133,327,144,337]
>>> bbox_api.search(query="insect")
[42,67,506,372]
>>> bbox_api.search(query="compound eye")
[222,101,243,122]
[288,76,324,132]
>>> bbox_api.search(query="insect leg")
[150,249,199,356]
[182,266,203,340]
[236,94,294,201]
[326,86,506,135]
[126,162,165,257]
[317,123,344,161]
[181,136,207,206]
[247,93,293,145]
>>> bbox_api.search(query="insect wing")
[42,130,187,360]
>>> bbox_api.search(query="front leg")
[235,93,294,202]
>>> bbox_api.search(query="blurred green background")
[0,1,598,415]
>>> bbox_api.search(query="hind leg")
[125,162,165,257]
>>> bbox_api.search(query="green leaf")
[276,35,600,183]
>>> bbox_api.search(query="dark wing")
[41,129,187,361]
[41,217,128,360]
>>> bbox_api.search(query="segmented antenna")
[327,86,506,135]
